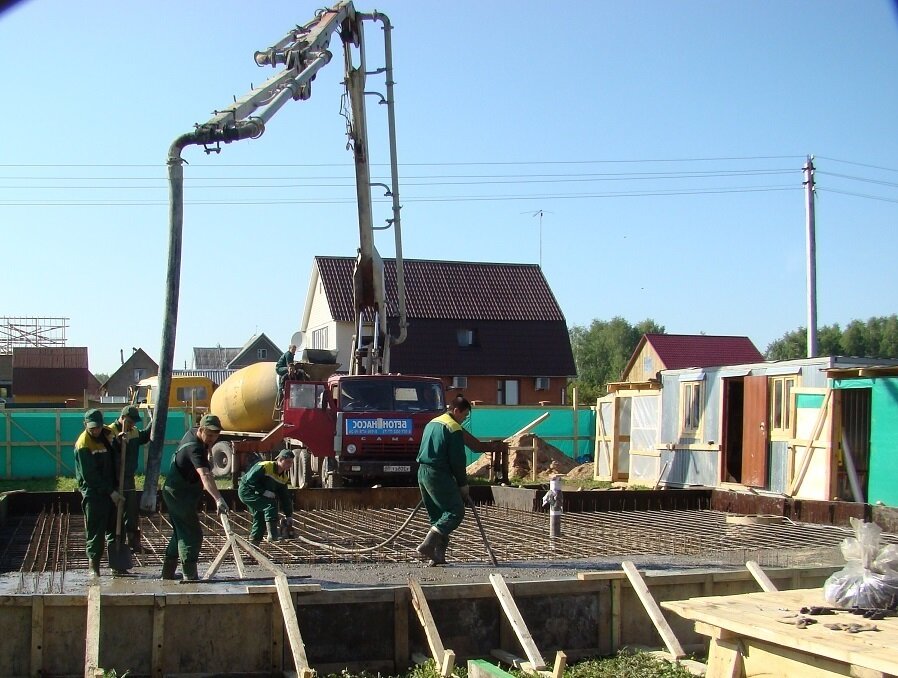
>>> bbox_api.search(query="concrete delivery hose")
[289,499,500,565]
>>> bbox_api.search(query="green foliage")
[569,317,665,400]
[765,315,898,360]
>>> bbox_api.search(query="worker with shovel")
[415,395,473,566]
[108,405,151,553]
[161,414,230,581]
[74,409,124,577]
[238,449,295,544]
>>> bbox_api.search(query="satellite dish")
[290,331,305,350]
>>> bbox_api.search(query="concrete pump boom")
[141,1,407,513]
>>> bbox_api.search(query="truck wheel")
[322,456,343,489]
[295,448,313,489]
[210,442,233,478]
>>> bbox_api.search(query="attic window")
[257,348,268,360]
[457,328,478,348]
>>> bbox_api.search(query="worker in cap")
[415,395,473,566]
[238,449,295,544]
[274,344,297,409]
[74,409,124,576]
[161,413,230,581]
[107,405,151,553]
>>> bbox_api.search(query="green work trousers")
[418,464,465,536]
[123,488,140,537]
[238,487,279,541]
[81,493,115,562]
[162,472,203,568]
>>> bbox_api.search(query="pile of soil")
[565,462,595,480]
[467,433,579,481]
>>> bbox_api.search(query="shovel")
[108,431,133,572]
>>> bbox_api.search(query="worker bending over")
[108,405,150,552]
[415,395,472,566]
[161,414,229,581]
[74,409,124,577]
[239,449,295,543]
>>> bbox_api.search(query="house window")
[642,355,653,376]
[534,377,550,391]
[457,328,477,347]
[451,376,468,389]
[133,368,146,382]
[257,348,268,360]
[312,327,329,349]
[770,375,798,433]
[497,379,519,405]
[680,380,703,435]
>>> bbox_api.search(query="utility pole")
[804,155,818,358]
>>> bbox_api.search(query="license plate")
[384,465,411,473]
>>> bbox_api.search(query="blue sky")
[2,0,897,375]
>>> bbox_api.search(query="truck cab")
[282,374,445,487]
[131,375,215,420]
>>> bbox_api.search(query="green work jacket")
[415,412,467,488]
[74,427,116,499]
[239,460,293,517]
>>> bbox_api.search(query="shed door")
[741,375,769,487]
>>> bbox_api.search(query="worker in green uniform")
[274,343,297,408]
[161,413,229,581]
[108,405,150,553]
[415,395,472,566]
[238,449,295,543]
[74,409,124,577]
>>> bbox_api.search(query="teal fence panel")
[463,405,595,466]
[0,408,195,480]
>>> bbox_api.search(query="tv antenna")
[522,209,553,267]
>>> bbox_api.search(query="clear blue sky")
[2,0,897,375]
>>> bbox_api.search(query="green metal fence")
[0,408,196,479]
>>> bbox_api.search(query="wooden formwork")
[0,565,839,677]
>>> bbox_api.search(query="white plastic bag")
[823,517,898,609]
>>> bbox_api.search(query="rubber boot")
[89,556,101,577]
[431,533,449,566]
[416,528,443,562]
[182,562,199,581]
[266,520,281,542]
[161,559,178,580]
[128,530,142,554]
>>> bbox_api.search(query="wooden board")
[408,578,446,666]
[621,561,685,659]
[84,585,101,678]
[489,574,546,670]
[275,573,311,674]
[663,587,898,676]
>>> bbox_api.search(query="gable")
[623,334,764,380]
[228,333,281,367]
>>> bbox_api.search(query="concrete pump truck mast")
[141,2,445,513]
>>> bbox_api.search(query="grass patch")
[322,651,696,678]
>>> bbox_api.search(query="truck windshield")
[340,380,444,412]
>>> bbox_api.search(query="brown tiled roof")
[193,347,241,369]
[642,333,764,371]
[12,347,88,369]
[316,257,567,322]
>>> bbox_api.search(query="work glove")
[110,491,125,507]
[215,497,229,515]
[459,485,471,501]
[263,490,276,499]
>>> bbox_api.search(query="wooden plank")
[408,578,446,665]
[695,621,738,641]
[441,649,456,678]
[222,514,246,578]
[551,651,566,678]
[275,573,310,674]
[30,595,44,678]
[271,591,284,674]
[151,594,166,678]
[788,388,831,496]
[489,574,546,670]
[202,538,232,580]
[491,649,527,669]
[84,584,101,678]
[746,560,779,593]
[393,586,410,671]
[705,638,742,678]
[621,561,685,659]
[244,584,321,594]
[610,578,621,653]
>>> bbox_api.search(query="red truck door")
[283,381,335,458]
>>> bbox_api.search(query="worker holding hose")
[415,395,473,566]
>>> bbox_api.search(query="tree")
[765,315,898,360]
[569,317,665,401]
[93,372,110,384]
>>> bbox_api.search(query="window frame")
[769,374,799,438]
[679,379,704,437]
[497,379,520,405]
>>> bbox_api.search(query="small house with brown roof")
[301,257,576,405]
[193,333,281,370]
[100,348,158,397]
[10,347,101,406]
